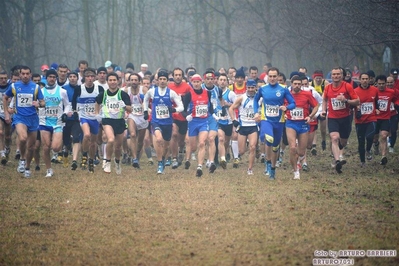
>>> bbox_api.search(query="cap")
[50,63,58,70]
[141,63,148,68]
[246,79,257,87]
[188,70,196,77]
[41,64,49,71]
[105,61,112,68]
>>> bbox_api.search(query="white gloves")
[186,114,193,122]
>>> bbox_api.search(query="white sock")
[232,140,239,159]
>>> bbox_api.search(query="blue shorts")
[208,115,218,132]
[13,114,39,132]
[286,120,309,135]
[151,122,172,141]
[80,118,100,135]
[39,125,63,134]
[260,120,284,147]
[188,118,209,137]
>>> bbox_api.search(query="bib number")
[84,104,95,115]
[45,106,59,117]
[132,104,143,115]
[195,104,208,117]
[361,102,373,115]
[331,98,346,110]
[155,105,169,119]
[291,107,304,120]
[378,100,388,112]
[18,94,33,107]
[106,99,121,114]
[265,105,279,117]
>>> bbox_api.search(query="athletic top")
[376,88,397,120]
[169,82,191,121]
[238,94,257,127]
[286,90,318,121]
[76,84,100,120]
[354,86,378,124]
[189,87,209,119]
[219,88,236,125]
[39,85,70,127]
[323,81,358,119]
[254,83,295,123]
[5,81,43,116]
[96,89,130,119]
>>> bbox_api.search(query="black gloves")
[144,111,149,120]
[233,120,240,128]
[61,113,68,122]
[73,112,79,121]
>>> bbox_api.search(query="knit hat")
[366,70,375,77]
[126,62,135,70]
[235,67,246,78]
[46,69,58,79]
[97,66,107,73]
[158,70,168,79]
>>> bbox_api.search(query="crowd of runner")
[1,61,398,179]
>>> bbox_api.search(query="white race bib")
[291,107,304,120]
[265,105,279,117]
[45,106,59,117]
[331,98,346,110]
[378,100,388,112]
[361,102,373,115]
[155,105,169,119]
[83,103,95,116]
[17,94,33,107]
[195,104,208,117]
[132,104,143,115]
[106,99,121,114]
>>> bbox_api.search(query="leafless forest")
[0,0,398,74]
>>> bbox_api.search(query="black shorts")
[238,126,259,136]
[218,123,233,137]
[375,119,390,133]
[63,120,82,144]
[173,119,188,135]
[151,122,172,141]
[327,116,352,139]
[102,118,127,135]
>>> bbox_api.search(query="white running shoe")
[294,171,300,180]
[24,169,32,178]
[191,152,197,161]
[115,160,121,175]
[389,147,394,153]
[247,169,254,175]
[45,168,54,177]
[17,160,26,173]
[104,162,111,173]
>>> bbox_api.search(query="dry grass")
[1,139,399,265]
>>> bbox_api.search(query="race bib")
[17,93,33,107]
[244,108,255,119]
[83,103,95,116]
[195,104,208,117]
[361,102,373,115]
[291,107,304,120]
[45,106,59,117]
[155,105,169,119]
[331,98,346,110]
[132,104,143,115]
[265,105,279,117]
[378,100,388,112]
[106,99,121,114]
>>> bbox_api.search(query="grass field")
[1,138,399,265]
